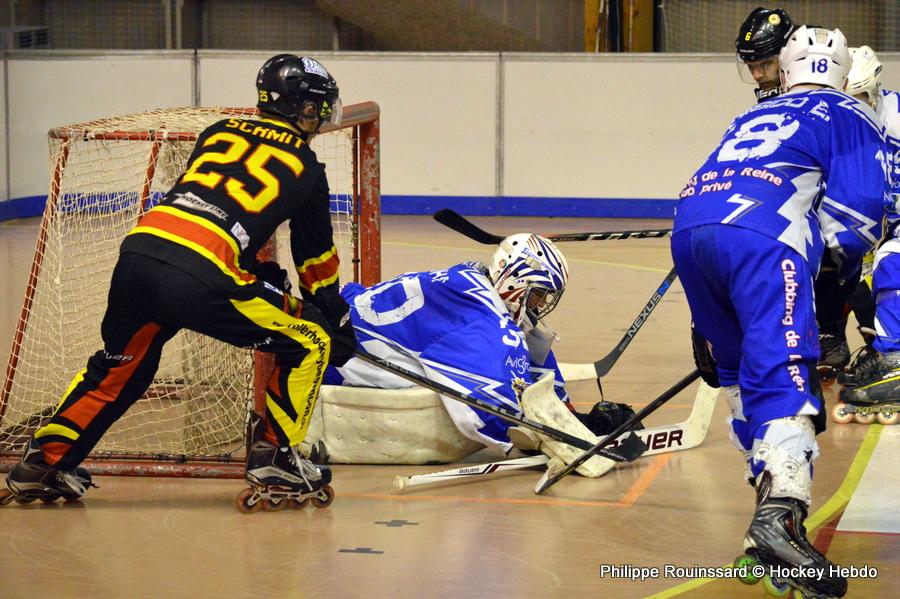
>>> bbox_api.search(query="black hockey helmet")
[256,54,341,131]
[735,7,795,63]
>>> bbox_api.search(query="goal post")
[0,102,380,477]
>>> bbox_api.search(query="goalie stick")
[393,455,549,491]
[353,350,646,463]
[396,380,718,491]
[560,267,678,380]
[433,208,672,244]
[534,369,701,494]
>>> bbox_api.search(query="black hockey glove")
[691,324,720,388]
[326,308,358,367]
[297,301,357,367]
[301,285,358,367]
[574,402,643,437]
[253,261,292,293]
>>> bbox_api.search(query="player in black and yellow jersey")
[2,55,356,509]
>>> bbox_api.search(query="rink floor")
[0,214,896,598]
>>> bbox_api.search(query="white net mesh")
[0,106,368,463]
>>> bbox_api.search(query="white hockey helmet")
[489,233,569,326]
[847,45,883,109]
[779,26,850,92]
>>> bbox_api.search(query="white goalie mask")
[847,46,883,110]
[779,26,850,92]
[489,233,569,326]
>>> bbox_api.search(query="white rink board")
[6,52,194,200]
[198,52,499,198]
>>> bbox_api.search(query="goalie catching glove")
[574,401,643,436]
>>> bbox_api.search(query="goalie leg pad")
[299,384,482,464]
[520,374,614,478]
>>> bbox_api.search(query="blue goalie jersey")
[327,262,568,454]
[674,89,891,279]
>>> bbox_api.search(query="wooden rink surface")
[0,215,896,599]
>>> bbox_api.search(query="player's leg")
[726,235,846,597]
[813,265,855,379]
[836,250,900,424]
[173,281,334,507]
[3,253,178,504]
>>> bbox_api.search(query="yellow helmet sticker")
[769,14,781,25]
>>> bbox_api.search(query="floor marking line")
[644,424,884,598]
[619,454,672,507]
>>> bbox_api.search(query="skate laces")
[286,447,322,482]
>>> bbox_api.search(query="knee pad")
[724,385,753,456]
[752,416,818,505]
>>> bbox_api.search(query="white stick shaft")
[393,455,549,491]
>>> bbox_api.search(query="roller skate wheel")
[877,410,898,425]
[39,496,61,504]
[14,496,37,505]
[854,411,876,425]
[236,488,262,514]
[831,402,853,425]
[311,485,335,508]
[732,554,761,585]
[290,497,310,509]
[0,489,14,506]
[762,575,792,597]
[263,498,288,512]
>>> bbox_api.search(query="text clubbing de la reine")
[781,259,805,392]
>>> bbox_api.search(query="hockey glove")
[253,261,292,293]
[691,324,720,388]
[574,401,643,437]
[297,301,357,368]
[326,309,358,367]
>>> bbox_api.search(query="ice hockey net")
[0,102,380,477]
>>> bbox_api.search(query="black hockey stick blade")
[433,208,673,244]
[535,369,701,495]
[593,267,678,378]
[433,208,504,244]
[353,349,642,463]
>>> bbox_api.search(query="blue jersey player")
[836,45,900,424]
[672,26,889,598]
[325,233,630,457]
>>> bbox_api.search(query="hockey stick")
[395,380,718,492]
[393,455,549,491]
[433,208,672,244]
[559,267,678,381]
[534,369,701,495]
[353,350,646,463]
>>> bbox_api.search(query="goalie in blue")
[325,233,632,456]
[672,26,890,599]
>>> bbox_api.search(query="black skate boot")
[817,333,850,383]
[834,353,900,425]
[836,344,880,387]
[236,440,334,513]
[735,473,847,598]
[1,460,96,506]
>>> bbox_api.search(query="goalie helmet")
[489,234,568,326]
[735,7,795,63]
[847,46,883,109]
[256,54,341,132]
[779,26,850,92]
